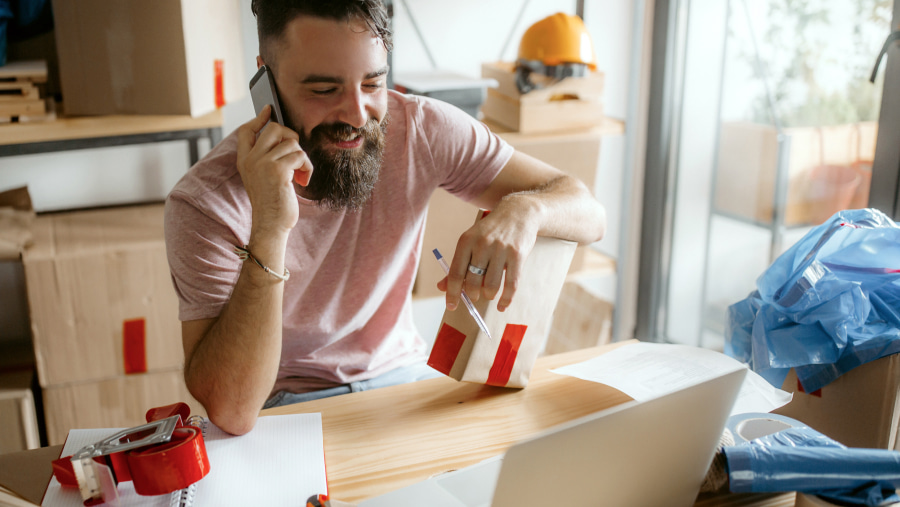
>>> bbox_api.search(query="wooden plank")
[0,100,45,117]
[263,342,637,502]
[0,83,39,102]
[0,109,223,146]
[0,61,48,83]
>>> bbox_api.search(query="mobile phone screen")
[249,65,285,126]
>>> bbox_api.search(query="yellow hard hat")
[517,13,597,70]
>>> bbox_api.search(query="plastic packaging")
[726,208,900,392]
[724,425,900,505]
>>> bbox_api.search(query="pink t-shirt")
[165,91,514,395]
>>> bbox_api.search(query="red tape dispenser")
[51,402,210,506]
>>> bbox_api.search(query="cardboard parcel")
[428,213,576,388]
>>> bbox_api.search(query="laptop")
[359,367,747,507]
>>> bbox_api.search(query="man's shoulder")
[169,131,243,204]
[387,89,471,127]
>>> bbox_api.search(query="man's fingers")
[445,244,474,311]
[481,256,505,301]
[497,255,521,312]
[250,104,272,133]
[237,105,271,154]
[464,253,492,302]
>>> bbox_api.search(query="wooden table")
[262,341,797,506]
[0,109,223,165]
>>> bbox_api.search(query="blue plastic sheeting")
[725,426,900,505]
[726,209,900,392]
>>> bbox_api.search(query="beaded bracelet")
[233,245,290,282]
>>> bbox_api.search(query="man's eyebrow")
[302,75,343,85]
[300,67,388,85]
[365,67,390,80]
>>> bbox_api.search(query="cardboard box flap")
[0,187,36,261]
[23,204,165,261]
[0,444,62,505]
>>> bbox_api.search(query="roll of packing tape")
[126,426,210,496]
[726,412,806,445]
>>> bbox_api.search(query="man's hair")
[251,0,393,66]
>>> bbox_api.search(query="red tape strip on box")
[797,379,822,397]
[428,323,467,375]
[214,59,225,109]
[486,324,528,387]
[123,318,147,374]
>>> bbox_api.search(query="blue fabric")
[0,1,11,67]
[725,426,900,505]
[262,362,442,409]
[14,0,47,26]
[726,208,900,392]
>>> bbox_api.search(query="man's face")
[264,15,390,210]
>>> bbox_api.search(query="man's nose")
[337,89,368,129]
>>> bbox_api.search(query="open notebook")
[42,413,327,506]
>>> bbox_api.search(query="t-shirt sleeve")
[416,96,515,202]
[164,193,243,322]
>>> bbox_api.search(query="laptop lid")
[490,367,747,507]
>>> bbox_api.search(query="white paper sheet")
[42,413,327,507]
[551,343,792,416]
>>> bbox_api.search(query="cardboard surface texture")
[21,204,183,387]
[414,124,604,299]
[0,186,35,261]
[480,61,604,134]
[0,444,62,506]
[0,370,40,454]
[714,122,876,226]
[42,368,204,446]
[428,219,576,388]
[51,0,245,117]
[544,275,614,356]
[773,352,900,450]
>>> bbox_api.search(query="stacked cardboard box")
[773,352,900,450]
[21,204,202,444]
[543,252,616,356]
[50,0,245,117]
[713,122,877,226]
[0,370,40,453]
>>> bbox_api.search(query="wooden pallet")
[0,61,50,122]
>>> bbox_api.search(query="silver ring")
[467,264,486,276]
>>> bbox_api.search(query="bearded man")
[164,0,607,435]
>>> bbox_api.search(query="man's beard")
[292,113,389,211]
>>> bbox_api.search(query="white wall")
[0,0,635,344]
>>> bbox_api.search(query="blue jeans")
[263,362,442,409]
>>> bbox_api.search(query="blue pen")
[433,249,493,341]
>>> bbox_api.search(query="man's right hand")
[236,105,314,238]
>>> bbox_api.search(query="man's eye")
[364,82,384,89]
[312,88,336,95]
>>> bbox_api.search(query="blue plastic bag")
[725,425,900,505]
[726,208,900,392]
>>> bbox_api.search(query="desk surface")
[262,341,796,506]
[0,109,223,146]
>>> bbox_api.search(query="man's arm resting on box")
[442,150,606,311]
[179,108,310,436]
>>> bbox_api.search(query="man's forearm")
[184,234,288,435]
[494,174,606,245]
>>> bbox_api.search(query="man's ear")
[256,55,264,69]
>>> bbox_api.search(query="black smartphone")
[249,65,285,126]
